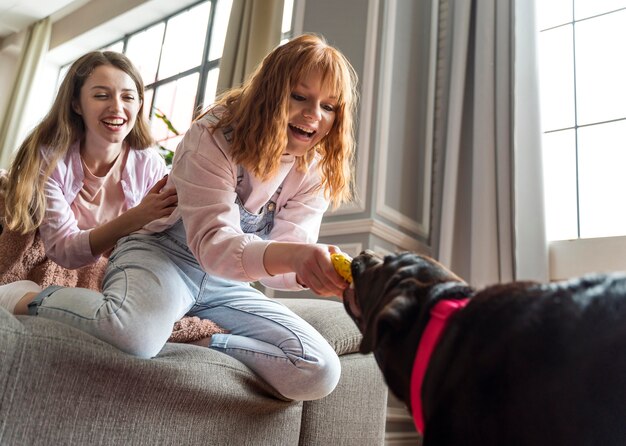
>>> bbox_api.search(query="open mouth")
[343,284,362,320]
[289,123,316,139]
[102,118,126,130]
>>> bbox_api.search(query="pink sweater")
[142,114,330,291]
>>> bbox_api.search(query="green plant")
[152,107,179,166]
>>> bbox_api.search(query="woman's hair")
[4,51,154,233]
[207,33,358,208]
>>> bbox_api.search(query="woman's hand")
[264,242,350,297]
[129,175,178,227]
[88,176,177,256]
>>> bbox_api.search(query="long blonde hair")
[4,51,154,234]
[204,33,358,208]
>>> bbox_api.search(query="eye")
[123,95,136,101]
[94,94,108,99]
[322,103,336,112]
[291,93,305,101]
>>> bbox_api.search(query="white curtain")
[430,0,547,288]
[0,18,51,169]
[216,0,284,94]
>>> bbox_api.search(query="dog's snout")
[351,250,383,281]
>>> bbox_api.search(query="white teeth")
[103,118,124,125]
[291,124,315,134]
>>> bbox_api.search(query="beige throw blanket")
[0,171,225,343]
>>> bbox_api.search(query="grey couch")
[0,297,387,445]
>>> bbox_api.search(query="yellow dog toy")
[331,253,353,283]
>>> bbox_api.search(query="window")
[537,1,626,241]
[65,0,295,154]
[101,0,233,152]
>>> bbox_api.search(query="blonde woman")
[0,51,176,313]
[19,34,358,402]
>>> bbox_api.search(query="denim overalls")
[29,165,340,401]
[235,165,281,238]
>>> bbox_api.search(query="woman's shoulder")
[198,105,226,125]
[41,141,80,173]
[178,110,234,162]
[129,146,166,163]
[194,106,234,139]
[127,146,168,179]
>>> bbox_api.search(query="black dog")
[342,250,626,446]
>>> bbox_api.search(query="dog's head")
[343,250,473,355]
[342,250,474,405]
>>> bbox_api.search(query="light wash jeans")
[29,216,340,401]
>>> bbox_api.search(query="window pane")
[209,0,233,61]
[203,67,220,108]
[538,26,575,131]
[151,74,199,152]
[126,23,165,84]
[575,10,626,125]
[536,0,572,30]
[575,0,626,20]
[158,2,211,80]
[542,130,579,241]
[143,88,154,121]
[57,64,70,92]
[282,0,294,33]
[577,121,626,238]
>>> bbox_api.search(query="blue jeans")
[29,220,340,401]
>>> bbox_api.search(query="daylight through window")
[537,0,626,241]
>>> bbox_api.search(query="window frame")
[537,2,626,278]
[102,0,222,123]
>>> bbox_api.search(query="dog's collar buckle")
[410,298,469,435]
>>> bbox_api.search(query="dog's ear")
[360,291,415,353]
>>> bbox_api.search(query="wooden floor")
[385,393,421,445]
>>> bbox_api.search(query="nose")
[109,96,124,113]
[303,103,322,121]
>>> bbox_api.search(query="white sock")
[0,280,43,314]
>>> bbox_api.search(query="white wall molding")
[321,218,429,253]
[336,242,364,257]
[373,0,436,239]
[385,432,422,445]
[0,29,26,55]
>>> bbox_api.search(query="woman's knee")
[112,332,168,359]
[104,307,183,359]
[281,345,342,401]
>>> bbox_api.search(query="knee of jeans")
[107,323,171,359]
[113,335,166,359]
[283,348,342,401]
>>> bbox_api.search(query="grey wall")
[299,0,436,258]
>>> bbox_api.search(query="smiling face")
[286,70,337,157]
[73,64,141,148]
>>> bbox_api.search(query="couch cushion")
[278,298,362,356]
[0,310,303,445]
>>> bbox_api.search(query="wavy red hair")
[202,33,358,208]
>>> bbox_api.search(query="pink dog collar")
[410,298,469,435]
